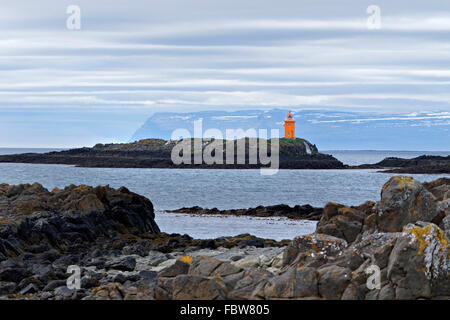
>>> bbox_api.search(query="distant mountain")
[131,109,450,151]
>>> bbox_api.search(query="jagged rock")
[135,251,171,270]
[158,259,190,278]
[0,183,160,259]
[351,232,401,261]
[112,274,127,284]
[81,272,101,289]
[189,256,222,276]
[239,239,264,248]
[171,275,227,300]
[378,283,396,300]
[155,277,174,299]
[332,249,365,271]
[0,267,31,283]
[105,256,137,272]
[317,265,352,299]
[0,282,16,295]
[423,178,450,201]
[387,222,449,299]
[342,259,372,299]
[214,262,243,278]
[442,215,450,240]
[121,286,156,300]
[87,283,125,300]
[263,266,319,299]
[436,199,449,228]
[121,242,152,257]
[316,202,372,243]
[17,277,44,292]
[188,256,243,283]
[54,286,76,300]
[32,264,54,279]
[137,271,158,284]
[232,256,261,269]
[283,233,348,267]
[19,283,38,295]
[43,280,67,292]
[372,239,396,270]
[378,176,438,232]
[227,269,272,300]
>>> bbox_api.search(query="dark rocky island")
[0,176,449,300]
[166,204,323,221]
[0,138,345,169]
[353,155,450,174]
[1,138,447,173]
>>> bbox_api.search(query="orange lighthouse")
[284,111,296,139]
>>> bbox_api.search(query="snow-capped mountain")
[131,109,450,151]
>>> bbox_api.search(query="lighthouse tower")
[284,111,296,139]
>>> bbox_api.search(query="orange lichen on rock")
[51,187,61,193]
[405,224,448,255]
[75,185,90,191]
[180,256,193,265]
[402,223,449,280]
[382,176,415,193]
[0,217,15,225]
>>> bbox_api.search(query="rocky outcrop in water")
[0,138,344,169]
[166,204,323,221]
[354,155,450,174]
[0,177,449,300]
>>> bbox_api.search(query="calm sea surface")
[0,148,448,240]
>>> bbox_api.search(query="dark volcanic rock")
[0,282,16,295]
[0,138,345,170]
[275,176,449,300]
[167,204,323,221]
[423,178,450,201]
[0,182,160,297]
[1,177,448,300]
[105,256,137,272]
[0,183,160,257]
[19,283,38,295]
[353,155,450,174]
[316,201,374,242]
[377,176,438,232]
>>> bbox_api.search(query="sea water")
[0,149,448,239]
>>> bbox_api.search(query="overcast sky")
[1,0,450,147]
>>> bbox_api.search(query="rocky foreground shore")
[0,177,449,300]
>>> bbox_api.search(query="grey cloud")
[0,0,449,146]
